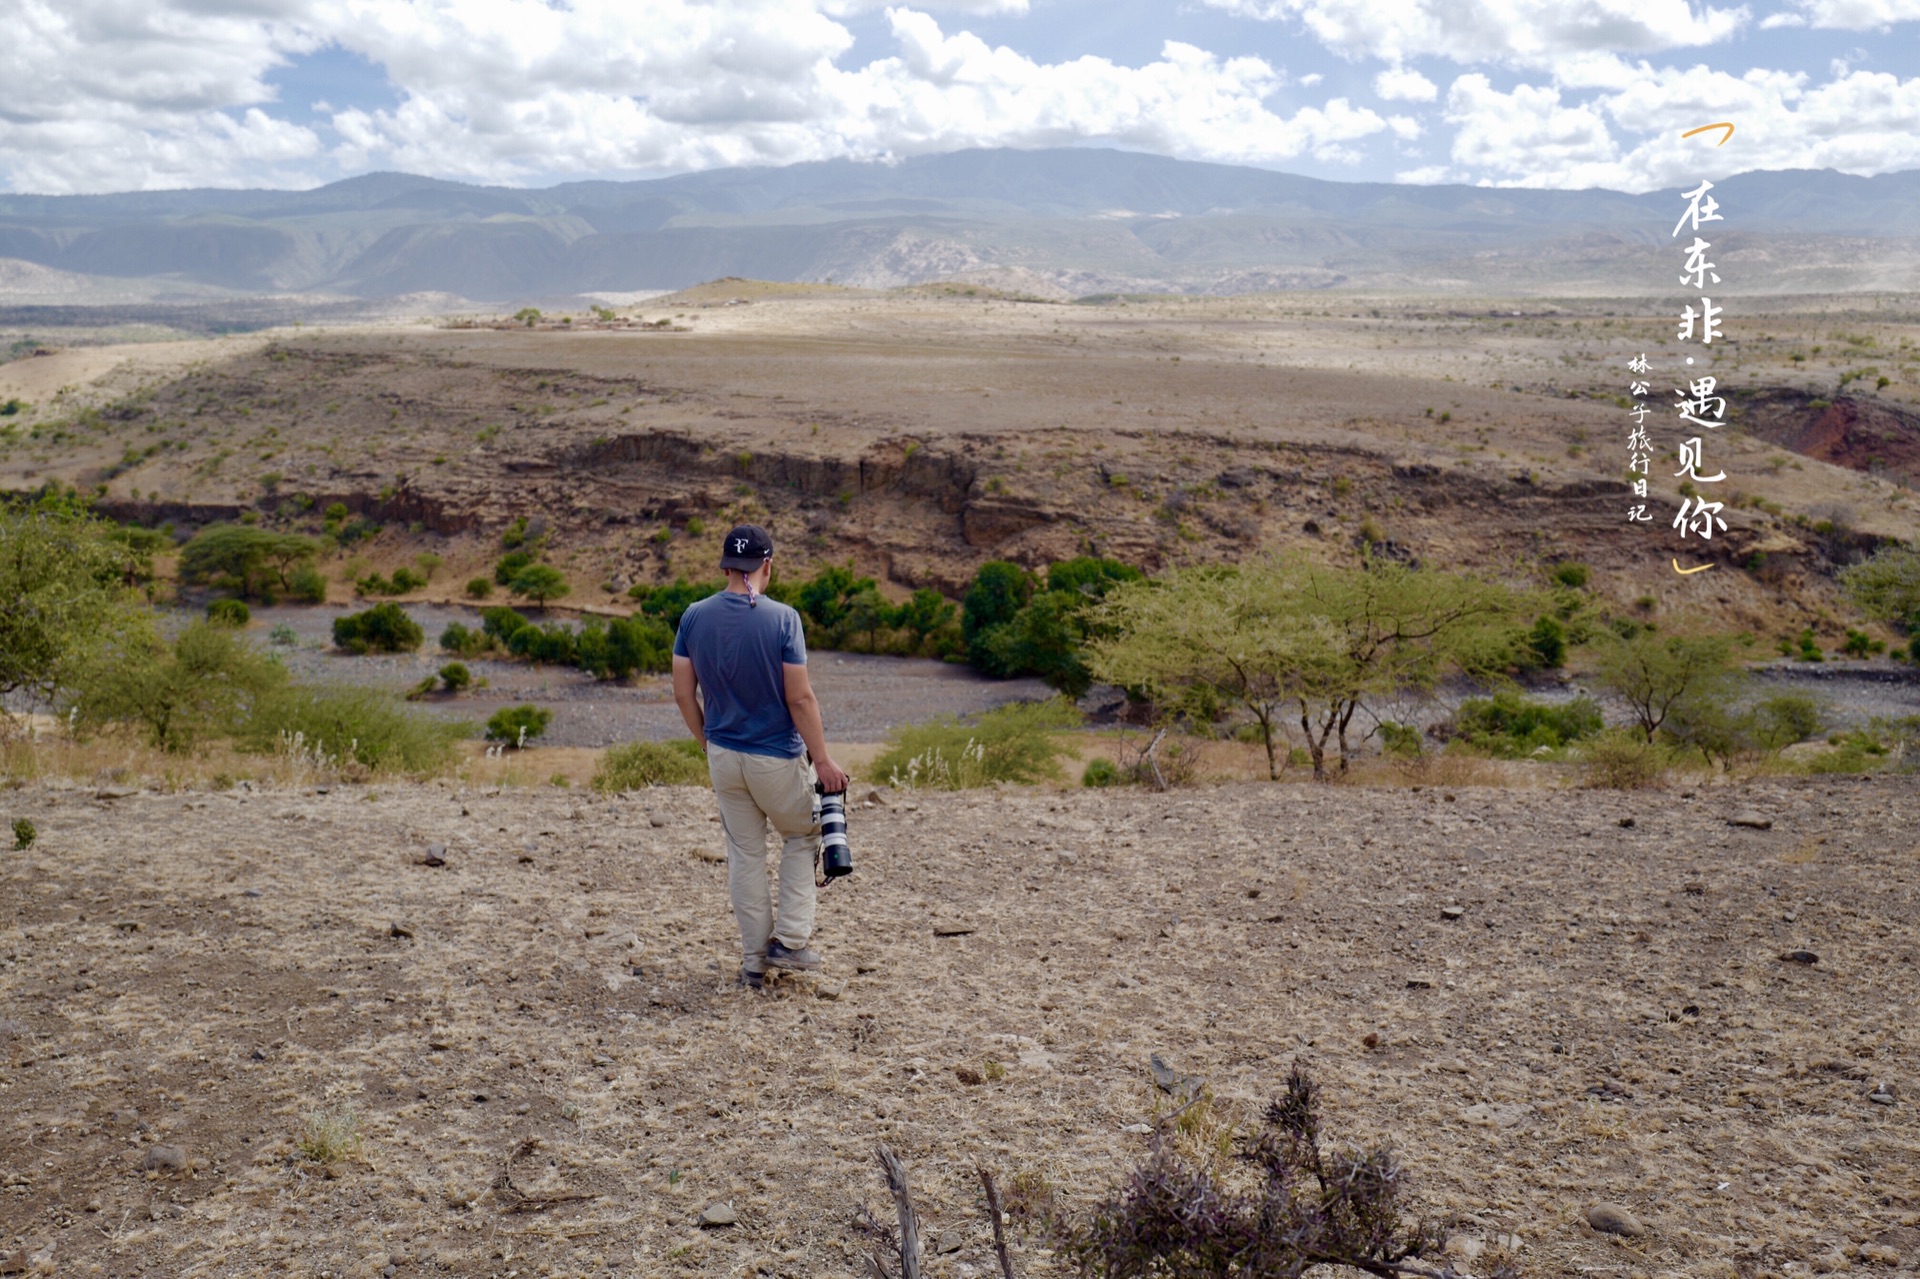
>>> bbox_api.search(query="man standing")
[671,524,849,990]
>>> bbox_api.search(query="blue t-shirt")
[672,591,808,758]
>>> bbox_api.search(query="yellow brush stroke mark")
[1682,122,1735,146]
[1673,559,1715,575]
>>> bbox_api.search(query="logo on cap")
[733,537,748,554]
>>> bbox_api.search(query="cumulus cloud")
[0,0,325,191]
[1202,0,1750,67]
[0,0,1395,192]
[1790,0,1920,24]
[1374,65,1438,101]
[1440,63,1920,190]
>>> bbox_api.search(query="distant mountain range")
[2,148,1916,303]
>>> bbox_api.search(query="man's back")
[672,591,807,758]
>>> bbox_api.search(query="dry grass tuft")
[296,1108,363,1166]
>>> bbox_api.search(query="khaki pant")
[706,744,818,975]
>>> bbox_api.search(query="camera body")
[814,783,852,878]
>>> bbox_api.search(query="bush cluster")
[1452,690,1603,756]
[486,704,551,747]
[591,739,707,791]
[333,602,424,654]
[872,697,1080,789]
[442,607,672,680]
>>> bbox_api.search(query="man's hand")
[814,757,849,794]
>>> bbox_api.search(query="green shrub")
[332,602,424,654]
[480,605,529,642]
[12,818,36,851]
[1842,628,1886,658]
[288,566,328,604]
[438,662,471,692]
[1795,628,1825,661]
[873,697,1080,789]
[1454,690,1602,756]
[494,550,533,585]
[1578,729,1668,789]
[465,577,493,599]
[269,623,299,647]
[205,598,251,627]
[1551,561,1591,589]
[591,739,707,791]
[1081,757,1120,787]
[486,704,552,747]
[439,622,485,655]
[250,686,468,774]
[1525,614,1566,668]
[629,577,709,629]
[1377,720,1423,756]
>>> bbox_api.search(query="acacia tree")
[0,500,146,706]
[509,563,570,611]
[1089,556,1524,780]
[1589,627,1743,743]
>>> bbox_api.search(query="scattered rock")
[389,922,415,939]
[1055,850,1078,865]
[420,844,447,867]
[699,1202,738,1227]
[249,1048,266,1061]
[864,789,887,806]
[1444,1235,1484,1264]
[141,1145,187,1173]
[1462,1102,1533,1128]
[1729,812,1773,830]
[1406,974,1435,989]
[73,978,96,991]
[1362,1031,1382,1051]
[817,981,847,1001]
[1868,1088,1895,1106]
[1585,1203,1645,1237]
[1617,816,1635,828]
[0,1253,23,1276]
[1119,1122,1152,1134]
[95,786,139,800]
[1440,905,1465,921]
[932,1232,964,1255]
[932,921,975,937]
[1779,950,1820,965]
[955,1065,984,1086]
[648,812,669,828]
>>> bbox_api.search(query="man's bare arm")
[671,655,706,747]
[783,662,848,792]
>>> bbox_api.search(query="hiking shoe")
[765,940,822,972]
[737,967,767,992]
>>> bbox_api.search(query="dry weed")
[296,1108,363,1166]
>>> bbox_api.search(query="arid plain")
[3,287,1920,1279]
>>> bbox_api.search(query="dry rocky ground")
[2,773,1917,1279]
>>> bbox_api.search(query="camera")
[815,783,852,879]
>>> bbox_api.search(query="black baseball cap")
[719,524,773,571]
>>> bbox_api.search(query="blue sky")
[4,0,1919,194]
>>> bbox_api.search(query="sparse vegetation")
[874,698,1079,789]
[12,818,35,851]
[486,704,552,747]
[591,739,708,791]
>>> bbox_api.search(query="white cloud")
[0,0,325,191]
[0,0,1395,192]
[1791,0,1920,24]
[1298,72,1323,85]
[1759,11,1808,25]
[1202,0,1750,67]
[1439,63,1920,190]
[1387,113,1424,140]
[1374,65,1437,101]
